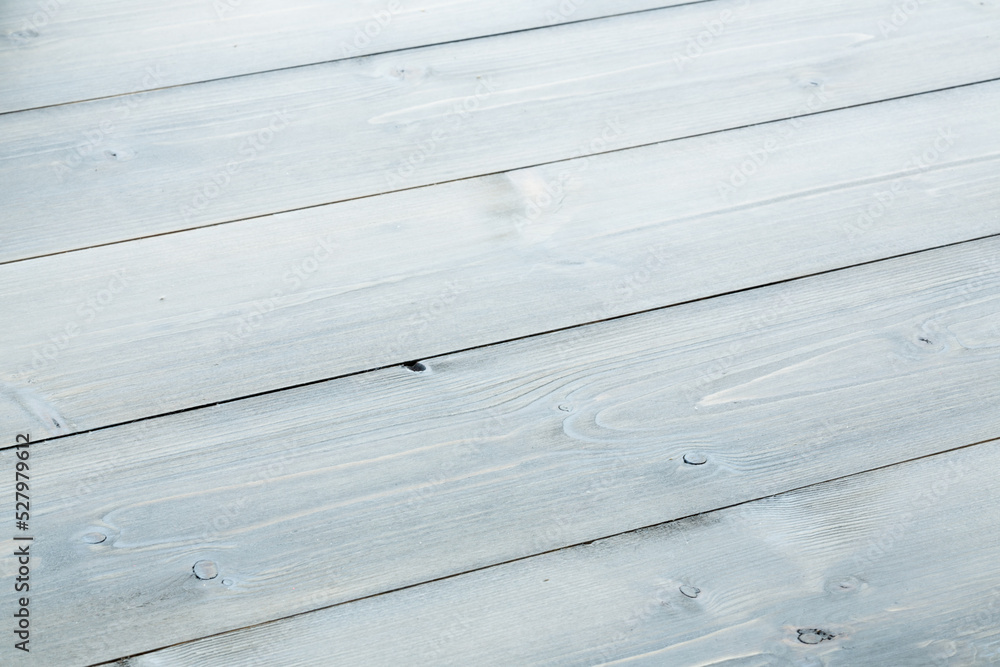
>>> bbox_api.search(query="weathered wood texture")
[3,81,998,439]
[0,0,687,113]
[120,441,1000,666]
[3,0,999,263]
[4,237,1000,664]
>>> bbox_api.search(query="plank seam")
[91,432,1000,667]
[9,229,1000,452]
[0,0,716,118]
[4,75,998,269]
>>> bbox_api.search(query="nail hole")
[82,532,107,544]
[104,147,135,161]
[679,585,700,599]
[193,560,219,580]
[404,361,426,372]
[683,452,708,466]
[797,628,835,645]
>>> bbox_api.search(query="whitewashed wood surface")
[120,440,1000,666]
[2,0,999,664]
[4,237,1000,664]
[3,0,999,263]
[3,82,998,439]
[0,0,687,113]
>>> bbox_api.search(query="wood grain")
[5,236,1000,664]
[0,0,686,113]
[3,0,999,263]
[119,440,1000,666]
[3,81,999,438]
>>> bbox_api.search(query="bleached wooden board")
[3,0,1000,263]
[0,0,686,114]
[6,237,1000,664]
[120,440,1000,667]
[3,81,999,439]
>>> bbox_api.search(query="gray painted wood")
[6,237,1000,664]
[3,0,999,263]
[2,81,998,438]
[119,440,1000,666]
[0,0,686,113]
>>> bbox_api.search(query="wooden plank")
[3,80,999,438]
[6,236,1000,664]
[3,0,999,263]
[119,440,1000,666]
[0,0,686,113]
